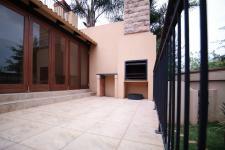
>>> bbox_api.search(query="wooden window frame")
[68,39,81,90]
[28,17,51,92]
[0,1,90,93]
[50,30,68,91]
[0,1,29,93]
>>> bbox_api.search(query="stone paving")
[0,96,163,150]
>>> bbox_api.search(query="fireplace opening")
[125,60,147,80]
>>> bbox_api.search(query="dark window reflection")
[0,4,24,84]
[70,41,79,88]
[80,44,89,88]
[55,34,65,84]
[32,22,49,84]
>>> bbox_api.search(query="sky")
[41,0,224,56]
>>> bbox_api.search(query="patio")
[0,96,163,150]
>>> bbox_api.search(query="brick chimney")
[54,0,78,27]
[124,0,150,34]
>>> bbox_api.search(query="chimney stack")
[124,0,150,34]
[54,0,78,27]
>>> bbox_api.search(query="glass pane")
[0,4,24,84]
[32,22,49,84]
[80,44,88,88]
[70,41,79,88]
[55,34,65,84]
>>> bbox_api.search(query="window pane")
[80,44,88,88]
[32,22,49,84]
[70,41,79,88]
[55,34,65,84]
[0,4,24,84]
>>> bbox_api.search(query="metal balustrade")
[153,0,208,149]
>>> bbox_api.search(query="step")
[0,89,91,103]
[0,90,95,114]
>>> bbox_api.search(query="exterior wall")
[105,76,115,97]
[82,22,156,100]
[177,69,225,124]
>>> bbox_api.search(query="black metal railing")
[153,0,208,150]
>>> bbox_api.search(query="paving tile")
[22,127,82,150]
[87,122,128,139]
[18,111,70,126]
[0,121,51,142]
[61,118,98,131]
[63,133,120,150]
[117,140,164,150]
[0,137,14,150]
[0,116,26,132]
[0,97,163,149]
[124,123,163,146]
[4,144,33,150]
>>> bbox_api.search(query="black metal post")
[176,14,182,150]
[198,0,208,149]
[183,0,190,149]
[171,28,176,150]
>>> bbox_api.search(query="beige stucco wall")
[177,69,225,124]
[82,22,156,100]
[105,76,115,97]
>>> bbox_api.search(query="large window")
[32,22,49,84]
[80,44,89,88]
[69,41,79,89]
[0,4,24,84]
[54,34,66,84]
[0,2,90,92]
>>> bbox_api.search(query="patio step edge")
[0,89,91,103]
[0,91,95,114]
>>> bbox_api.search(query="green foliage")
[189,51,225,71]
[150,0,199,52]
[180,123,225,150]
[71,0,123,27]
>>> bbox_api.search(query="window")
[69,41,79,89]
[125,60,147,80]
[32,22,49,84]
[55,34,66,84]
[0,4,24,84]
[80,44,89,88]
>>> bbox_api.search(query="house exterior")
[0,0,156,100]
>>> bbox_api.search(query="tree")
[150,0,199,50]
[71,0,123,27]
[5,44,24,75]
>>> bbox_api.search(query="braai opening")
[125,60,147,80]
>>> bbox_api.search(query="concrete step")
[0,90,95,114]
[0,89,91,103]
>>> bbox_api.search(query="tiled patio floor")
[0,96,163,150]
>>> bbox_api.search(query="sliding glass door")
[0,3,27,92]
[0,1,90,93]
[29,20,50,91]
[80,44,89,89]
[51,32,68,90]
[69,40,80,89]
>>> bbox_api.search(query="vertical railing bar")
[168,38,172,150]
[176,14,182,150]
[165,44,169,145]
[171,28,176,150]
[183,0,190,149]
[198,0,208,149]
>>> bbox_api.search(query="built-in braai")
[125,60,147,80]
